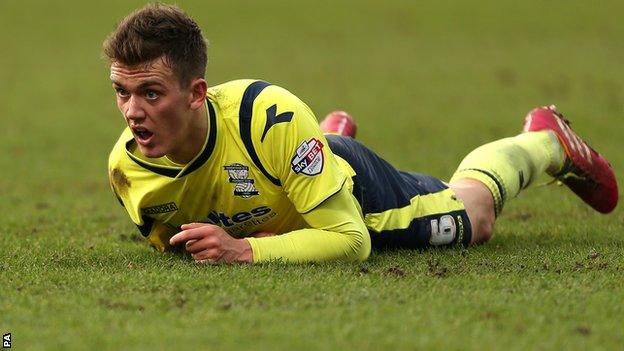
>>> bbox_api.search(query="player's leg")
[449,106,618,244]
[448,179,495,244]
[321,110,563,245]
[325,134,474,249]
[322,107,618,247]
[449,129,564,244]
[321,110,523,246]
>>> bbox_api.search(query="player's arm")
[247,84,370,262]
[169,183,370,263]
[246,183,370,262]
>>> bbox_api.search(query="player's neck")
[167,103,208,164]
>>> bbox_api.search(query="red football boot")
[523,105,618,213]
[319,111,357,138]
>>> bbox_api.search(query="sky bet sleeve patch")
[250,84,347,213]
[291,138,324,176]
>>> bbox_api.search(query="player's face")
[110,58,198,161]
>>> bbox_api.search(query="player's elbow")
[347,225,371,262]
[355,237,371,262]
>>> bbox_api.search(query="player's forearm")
[246,226,368,263]
[246,185,371,263]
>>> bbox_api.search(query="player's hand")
[169,223,253,264]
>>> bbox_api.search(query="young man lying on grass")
[105,4,618,264]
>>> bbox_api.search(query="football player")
[104,4,618,264]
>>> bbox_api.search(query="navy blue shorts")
[326,135,473,250]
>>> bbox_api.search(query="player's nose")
[124,95,146,121]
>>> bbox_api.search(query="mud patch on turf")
[482,311,499,320]
[358,266,370,275]
[507,211,532,221]
[494,67,517,87]
[175,295,188,308]
[427,259,448,278]
[539,75,570,98]
[384,266,406,277]
[573,256,609,272]
[35,202,50,210]
[575,326,591,336]
[99,298,145,311]
[218,302,233,311]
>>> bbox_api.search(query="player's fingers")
[169,227,214,246]
[181,222,213,230]
[184,239,198,250]
[169,232,184,246]
[185,236,219,254]
[170,231,193,246]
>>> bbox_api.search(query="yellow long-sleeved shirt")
[108,79,370,263]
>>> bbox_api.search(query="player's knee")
[471,213,495,244]
[449,179,496,245]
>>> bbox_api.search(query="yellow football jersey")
[108,79,355,251]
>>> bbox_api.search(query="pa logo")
[3,333,11,349]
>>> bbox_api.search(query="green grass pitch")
[1,1,623,349]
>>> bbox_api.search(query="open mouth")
[132,126,154,144]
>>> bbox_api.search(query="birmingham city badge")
[224,163,259,198]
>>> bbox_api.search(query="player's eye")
[145,90,159,100]
[115,88,129,98]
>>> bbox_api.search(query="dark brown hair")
[103,3,208,87]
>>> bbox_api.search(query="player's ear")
[188,78,208,110]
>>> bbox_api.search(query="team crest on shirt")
[291,138,324,176]
[224,163,259,198]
